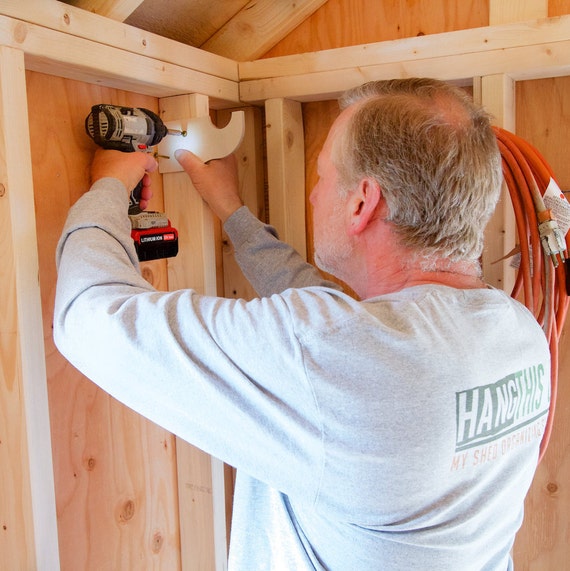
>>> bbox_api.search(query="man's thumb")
[174,149,203,171]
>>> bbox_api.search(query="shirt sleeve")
[224,206,342,297]
[53,179,325,503]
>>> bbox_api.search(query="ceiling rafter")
[62,0,328,61]
[65,0,144,21]
[201,0,328,61]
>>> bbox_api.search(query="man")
[55,78,550,570]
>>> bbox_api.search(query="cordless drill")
[85,104,179,261]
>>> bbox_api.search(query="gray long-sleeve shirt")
[54,178,550,570]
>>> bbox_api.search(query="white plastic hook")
[157,110,245,173]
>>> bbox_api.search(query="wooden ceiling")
[61,0,328,61]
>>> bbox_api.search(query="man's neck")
[336,211,487,299]
[350,239,486,299]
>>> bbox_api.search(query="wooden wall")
[27,72,182,570]
[512,76,570,568]
[264,0,488,57]
[25,71,263,569]
[265,1,570,569]
[8,1,570,568]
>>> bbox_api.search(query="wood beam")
[0,2,239,105]
[265,98,307,258]
[202,0,328,61]
[489,0,548,24]
[240,14,570,81]
[475,74,517,293]
[0,13,238,105]
[218,106,266,301]
[0,46,59,570]
[478,2,549,292]
[159,93,227,571]
[63,0,144,21]
[0,0,237,81]
[239,15,570,102]
[2,5,570,108]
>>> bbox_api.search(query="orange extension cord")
[493,127,569,463]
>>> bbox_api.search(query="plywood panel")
[515,77,570,190]
[513,76,570,570]
[126,0,248,47]
[262,0,488,58]
[26,71,181,570]
[550,0,570,16]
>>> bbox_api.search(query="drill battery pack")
[131,224,179,261]
[129,211,178,261]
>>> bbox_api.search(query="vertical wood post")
[218,106,266,301]
[478,2,549,292]
[489,0,548,24]
[0,46,59,570]
[475,74,517,293]
[265,98,307,258]
[159,93,227,571]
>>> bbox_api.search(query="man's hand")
[175,150,243,223]
[91,149,158,210]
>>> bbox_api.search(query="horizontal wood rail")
[239,15,570,102]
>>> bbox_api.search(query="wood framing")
[159,93,227,571]
[1,1,570,568]
[239,15,570,102]
[0,46,59,570]
[66,0,145,21]
[265,98,307,258]
[477,74,517,293]
[202,0,328,61]
[218,105,266,301]
[0,0,238,79]
[0,0,239,105]
[489,0,548,25]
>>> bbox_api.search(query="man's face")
[309,109,355,278]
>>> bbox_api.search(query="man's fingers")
[143,153,159,173]
[174,149,204,174]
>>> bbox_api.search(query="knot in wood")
[546,482,558,494]
[13,22,28,44]
[152,531,164,553]
[120,499,136,522]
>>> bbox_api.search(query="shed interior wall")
[3,1,570,568]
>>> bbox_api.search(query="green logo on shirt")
[455,364,548,452]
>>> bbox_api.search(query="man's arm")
[175,149,341,296]
[223,206,340,297]
[53,163,326,501]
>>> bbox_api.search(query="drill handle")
[128,180,144,215]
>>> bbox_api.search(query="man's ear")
[347,178,382,236]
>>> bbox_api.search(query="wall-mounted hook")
[157,110,245,173]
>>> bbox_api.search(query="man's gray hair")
[336,78,503,265]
